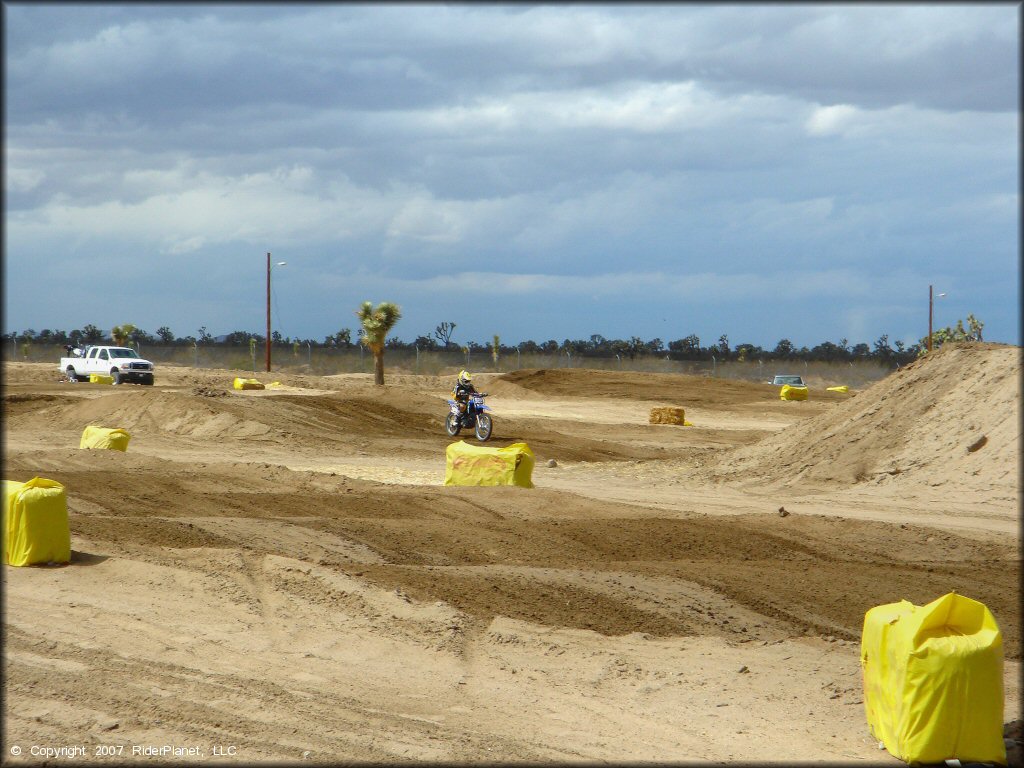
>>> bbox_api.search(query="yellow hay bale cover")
[444,441,535,488]
[861,592,1005,765]
[89,373,114,385]
[3,478,71,566]
[826,385,849,393]
[779,384,809,401]
[233,377,265,390]
[80,426,131,451]
[648,407,693,426]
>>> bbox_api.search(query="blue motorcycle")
[445,393,493,441]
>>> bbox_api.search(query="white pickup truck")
[61,345,155,385]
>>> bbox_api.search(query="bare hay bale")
[649,406,686,425]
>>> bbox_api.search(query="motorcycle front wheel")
[474,413,492,441]
[445,413,462,436]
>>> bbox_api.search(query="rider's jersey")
[453,381,477,402]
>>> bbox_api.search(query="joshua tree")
[329,328,353,348]
[356,301,402,385]
[966,314,984,341]
[918,313,985,355]
[18,331,32,360]
[111,324,137,347]
[434,321,457,348]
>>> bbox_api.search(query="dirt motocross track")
[2,342,1020,764]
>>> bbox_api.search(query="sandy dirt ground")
[2,342,1020,764]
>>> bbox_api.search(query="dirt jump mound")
[711,343,1019,495]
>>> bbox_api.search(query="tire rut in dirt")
[62,487,1020,656]
[3,625,417,762]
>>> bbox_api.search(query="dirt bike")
[445,393,493,441]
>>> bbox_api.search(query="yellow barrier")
[3,478,71,566]
[444,441,535,487]
[779,384,808,401]
[89,373,114,385]
[861,593,1005,764]
[233,377,265,390]
[826,385,849,393]
[80,426,130,451]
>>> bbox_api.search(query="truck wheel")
[111,368,122,385]
[142,374,154,386]
[66,366,78,383]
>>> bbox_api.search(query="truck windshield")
[109,348,139,358]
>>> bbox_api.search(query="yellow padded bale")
[3,477,71,566]
[233,377,266,390]
[861,593,1005,765]
[80,426,130,451]
[89,373,114,385]
[779,384,809,401]
[444,441,535,488]
[826,385,849,393]
[649,407,693,426]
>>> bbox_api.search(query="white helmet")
[458,370,472,385]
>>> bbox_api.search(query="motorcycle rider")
[452,370,482,423]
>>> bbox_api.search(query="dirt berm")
[709,342,1019,497]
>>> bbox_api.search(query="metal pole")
[266,252,272,372]
[927,284,933,353]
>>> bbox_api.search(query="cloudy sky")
[4,3,1019,349]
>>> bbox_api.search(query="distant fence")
[7,343,895,388]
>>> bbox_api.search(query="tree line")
[6,312,985,370]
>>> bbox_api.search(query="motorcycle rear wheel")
[445,413,462,436]
[475,413,492,441]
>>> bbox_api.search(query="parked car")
[771,374,805,387]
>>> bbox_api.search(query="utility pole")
[927,284,933,353]
[927,285,946,354]
[265,253,287,371]
[268,252,272,372]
